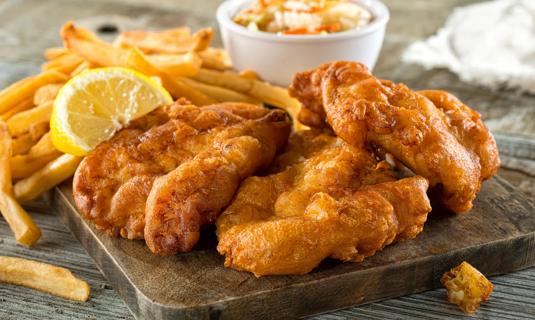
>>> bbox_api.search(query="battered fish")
[216,130,431,276]
[73,100,290,255]
[289,61,499,213]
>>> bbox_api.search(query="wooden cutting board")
[53,176,535,320]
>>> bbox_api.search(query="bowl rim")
[216,0,390,43]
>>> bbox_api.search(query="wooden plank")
[53,177,535,319]
[0,0,219,63]
[374,0,535,146]
[495,134,535,161]
[0,209,132,320]
[4,204,535,320]
[1,0,535,319]
[1,0,534,145]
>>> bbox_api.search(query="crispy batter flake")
[441,261,493,314]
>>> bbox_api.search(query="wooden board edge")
[216,233,535,319]
[53,181,535,320]
[53,187,144,319]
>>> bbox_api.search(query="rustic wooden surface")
[53,177,535,319]
[0,0,534,319]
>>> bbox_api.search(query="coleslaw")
[233,0,373,35]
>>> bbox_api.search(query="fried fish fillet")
[289,61,499,213]
[73,100,290,254]
[417,90,499,182]
[216,130,431,276]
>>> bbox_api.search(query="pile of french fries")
[59,21,304,118]
[0,21,304,300]
[0,21,304,246]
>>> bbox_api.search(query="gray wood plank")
[0,210,133,320]
[0,0,533,141]
[1,0,535,319]
[373,0,535,141]
[53,176,535,319]
[4,207,535,320]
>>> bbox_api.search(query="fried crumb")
[441,261,493,314]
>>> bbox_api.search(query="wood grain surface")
[1,0,534,319]
[53,177,535,319]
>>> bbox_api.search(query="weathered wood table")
[1,0,534,319]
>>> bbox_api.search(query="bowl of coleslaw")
[217,0,390,85]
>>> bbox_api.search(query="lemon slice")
[51,67,173,156]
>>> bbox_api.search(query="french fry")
[191,69,306,129]
[61,22,131,68]
[240,69,261,80]
[0,122,41,246]
[42,52,84,74]
[182,78,262,105]
[164,76,217,105]
[11,151,62,180]
[15,155,81,203]
[0,71,67,115]
[115,27,213,54]
[191,68,253,92]
[123,48,216,105]
[70,60,91,77]
[251,81,305,130]
[0,256,90,302]
[163,27,191,36]
[248,80,303,125]
[28,122,49,141]
[61,22,216,105]
[113,27,191,49]
[198,47,232,70]
[1,98,34,121]
[7,101,52,137]
[27,132,56,158]
[11,134,35,156]
[33,84,63,105]
[44,47,69,60]
[148,52,202,77]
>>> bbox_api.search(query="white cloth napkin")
[402,0,535,93]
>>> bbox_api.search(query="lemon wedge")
[51,67,172,156]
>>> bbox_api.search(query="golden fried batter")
[441,261,493,314]
[73,100,290,254]
[289,61,499,213]
[216,130,431,276]
[417,90,499,181]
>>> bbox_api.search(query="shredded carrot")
[316,23,341,33]
[235,0,371,34]
[283,23,341,35]
[283,27,312,35]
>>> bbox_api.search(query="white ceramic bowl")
[217,0,390,86]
